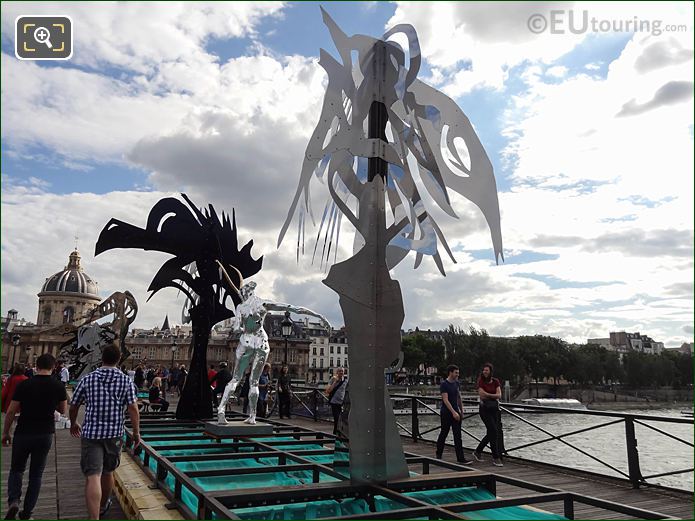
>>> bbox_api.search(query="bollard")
[624,418,644,488]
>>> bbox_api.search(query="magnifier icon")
[33,26,53,49]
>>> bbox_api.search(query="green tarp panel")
[231,488,566,520]
[405,487,566,520]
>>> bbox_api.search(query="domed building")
[37,249,101,326]
[2,248,103,369]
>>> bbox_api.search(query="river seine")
[414,406,693,491]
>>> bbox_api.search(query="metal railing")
[286,387,693,492]
[395,393,693,491]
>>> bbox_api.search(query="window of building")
[329,357,334,367]
[43,307,52,325]
[345,358,348,367]
[337,346,341,354]
[312,347,317,355]
[320,338,324,344]
[62,306,75,324]
[320,359,324,368]
[148,347,156,358]
[337,357,341,367]
[312,360,316,368]
[330,346,334,354]
[320,348,324,356]
[344,346,348,354]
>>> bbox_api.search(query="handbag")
[328,378,344,402]
[481,399,499,411]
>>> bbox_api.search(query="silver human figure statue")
[217,281,330,424]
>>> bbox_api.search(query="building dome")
[40,249,99,297]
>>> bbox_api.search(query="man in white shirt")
[59,363,70,387]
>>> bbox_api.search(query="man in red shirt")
[207,365,217,386]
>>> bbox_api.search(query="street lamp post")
[281,311,293,373]
[170,339,178,369]
[11,334,20,367]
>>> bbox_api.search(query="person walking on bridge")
[69,344,141,519]
[436,365,472,464]
[474,362,504,466]
[2,354,67,520]
[325,367,347,436]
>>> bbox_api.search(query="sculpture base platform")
[204,421,273,437]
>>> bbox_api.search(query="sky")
[1,1,693,347]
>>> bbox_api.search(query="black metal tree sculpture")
[96,194,262,419]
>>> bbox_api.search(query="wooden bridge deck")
[1,409,692,520]
[0,413,127,520]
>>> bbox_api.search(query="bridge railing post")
[411,396,419,441]
[312,389,319,421]
[624,418,643,488]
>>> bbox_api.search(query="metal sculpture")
[278,9,503,484]
[95,194,262,420]
[49,291,138,380]
[216,280,329,425]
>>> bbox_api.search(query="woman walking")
[474,363,504,466]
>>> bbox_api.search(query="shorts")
[81,437,122,476]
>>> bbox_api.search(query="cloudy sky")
[2,2,693,347]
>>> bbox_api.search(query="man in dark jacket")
[210,362,232,408]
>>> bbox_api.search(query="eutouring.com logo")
[527,10,689,37]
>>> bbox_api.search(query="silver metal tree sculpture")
[278,9,503,484]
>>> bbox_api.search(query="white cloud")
[387,2,585,94]
[387,1,694,95]
[487,28,694,345]
[546,65,568,78]
[1,2,285,73]
[0,2,294,164]
[1,2,693,350]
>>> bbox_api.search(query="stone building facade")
[2,249,102,370]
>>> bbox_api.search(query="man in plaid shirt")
[69,344,140,519]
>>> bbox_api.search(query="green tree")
[421,336,446,376]
[401,334,446,375]
[603,350,624,383]
[401,336,425,373]
[623,352,653,387]
[654,354,675,386]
